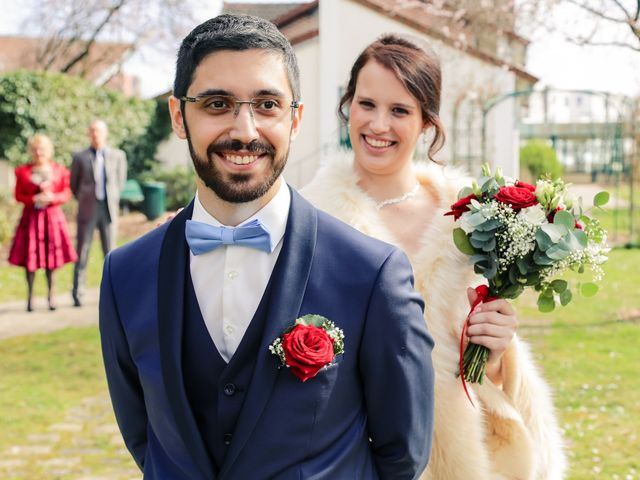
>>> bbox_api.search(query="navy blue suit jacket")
[99,188,435,479]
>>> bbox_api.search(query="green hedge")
[139,165,195,211]
[519,139,563,181]
[0,70,171,178]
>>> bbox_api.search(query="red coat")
[8,162,78,271]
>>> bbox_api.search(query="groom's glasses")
[180,94,300,127]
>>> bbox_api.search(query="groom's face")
[169,49,303,203]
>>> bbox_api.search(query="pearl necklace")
[375,184,421,210]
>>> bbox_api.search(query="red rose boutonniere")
[269,314,345,382]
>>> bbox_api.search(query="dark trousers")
[72,200,115,299]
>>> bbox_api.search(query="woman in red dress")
[8,133,78,311]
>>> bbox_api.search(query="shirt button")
[227,270,239,280]
[223,433,232,446]
[224,325,234,335]
[223,383,236,396]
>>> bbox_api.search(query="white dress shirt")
[94,149,106,200]
[189,180,290,363]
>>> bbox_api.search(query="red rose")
[282,324,335,382]
[494,185,538,210]
[445,194,478,220]
[515,180,536,192]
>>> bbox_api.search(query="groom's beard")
[185,132,288,204]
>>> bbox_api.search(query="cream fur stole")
[301,152,567,479]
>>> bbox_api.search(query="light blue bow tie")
[185,219,272,255]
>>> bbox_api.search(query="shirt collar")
[191,178,290,253]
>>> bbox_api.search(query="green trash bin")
[141,181,166,220]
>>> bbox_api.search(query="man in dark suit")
[70,119,127,306]
[99,14,435,479]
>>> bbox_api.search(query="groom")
[100,14,434,479]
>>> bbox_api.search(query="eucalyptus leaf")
[541,223,568,243]
[459,186,473,198]
[471,230,493,242]
[469,198,482,210]
[535,229,552,251]
[551,279,568,293]
[525,271,541,285]
[546,244,571,260]
[516,257,529,275]
[501,284,524,299]
[476,218,501,231]
[483,262,498,279]
[467,212,486,227]
[593,191,610,207]
[560,289,573,306]
[533,249,554,266]
[581,282,599,297]
[553,210,576,229]
[480,238,496,252]
[470,253,489,264]
[537,294,556,313]
[573,229,588,248]
[453,228,475,255]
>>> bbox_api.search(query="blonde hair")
[27,133,54,160]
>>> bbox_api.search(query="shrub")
[0,189,19,246]
[0,70,171,178]
[520,139,563,181]
[139,165,195,211]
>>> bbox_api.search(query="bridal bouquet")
[446,164,609,386]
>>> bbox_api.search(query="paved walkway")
[0,288,100,340]
[0,291,142,479]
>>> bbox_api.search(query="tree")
[20,0,212,82]
[523,0,639,52]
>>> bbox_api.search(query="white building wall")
[155,131,190,170]
[284,37,320,188]
[324,0,519,177]
[155,0,523,185]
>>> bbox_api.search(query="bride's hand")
[465,287,517,385]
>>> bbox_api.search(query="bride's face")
[348,60,425,177]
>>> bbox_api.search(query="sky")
[0,0,638,99]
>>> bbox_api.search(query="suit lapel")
[158,200,216,479]
[220,188,318,474]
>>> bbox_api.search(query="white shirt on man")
[94,149,106,201]
[189,179,290,363]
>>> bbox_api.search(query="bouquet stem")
[457,285,497,405]
[462,342,490,384]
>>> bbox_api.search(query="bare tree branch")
[565,36,640,51]
[60,0,127,74]
[564,0,631,24]
[21,0,204,80]
[611,0,633,19]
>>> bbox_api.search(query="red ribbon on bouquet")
[459,285,498,407]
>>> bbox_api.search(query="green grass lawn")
[0,249,637,478]
[0,327,139,479]
[516,248,640,478]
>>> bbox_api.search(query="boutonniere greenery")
[269,314,345,382]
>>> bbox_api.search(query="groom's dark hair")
[173,14,300,101]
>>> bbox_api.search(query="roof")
[0,35,132,84]
[352,0,537,83]
[223,0,536,83]
[223,1,319,46]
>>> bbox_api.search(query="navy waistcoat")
[182,268,274,472]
